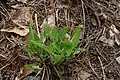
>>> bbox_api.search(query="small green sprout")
[25,20,84,65]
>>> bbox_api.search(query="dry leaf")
[11,4,20,9]
[109,30,114,37]
[79,70,91,80]
[0,7,31,36]
[15,67,33,80]
[107,39,115,46]
[14,67,33,80]
[99,36,108,43]
[65,33,70,40]
[20,67,32,77]
[17,0,27,3]
[11,0,27,9]
[110,24,120,45]
[110,24,119,34]
[40,15,55,29]
[116,56,120,64]
[1,27,29,36]
[91,18,97,26]
[15,77,20,80]
[115,34,120,45]
[47,15,55,28]
[73,67,91,80]
[99,36,114,46]
[102,13,107,19]
[12,7,31,23]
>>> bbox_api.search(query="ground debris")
[0,0,120,80]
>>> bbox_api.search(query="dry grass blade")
[88,59,101,80]
[35,13,40,38]
[98,56,106,80]
[80,0,85,38]
[0,1,10,18]
[31,67,43,80]
[0,64,10,71]
[0,54,7,59]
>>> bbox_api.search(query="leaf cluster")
[25,20,83,65]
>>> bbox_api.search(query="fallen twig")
[88,59,101,80]
[98,56,106,80]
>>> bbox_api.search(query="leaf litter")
[0,0,120,80]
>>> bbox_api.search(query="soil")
[0,0,120,80]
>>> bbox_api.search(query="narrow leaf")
[50,27,58,42]
[70,27,81,47]
[28,20,35,41]
[43,24,51,37]
[59,27,68,41]
[51,53,63,64]
[30,41,53,53]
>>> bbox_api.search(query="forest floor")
[0,0,120,80]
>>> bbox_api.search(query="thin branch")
[95,46,107,62]
[31,67,43,80]
[88,60,101,80]
[0,54,7,59]
[98,56,106,80]
[104,60,114,69]
[0,63,10,71]
[80,0,85,38]
[41,66,46,80]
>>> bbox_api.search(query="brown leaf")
[73,68,91,80]
[15,77,20,80]
[116,56,120,64]
[65,33,70,40]
[20,67,32,77]
[99,36,114,46]
[40,15,55,29]
[110,24,120,45]
[79,70,91,80]
[1,27,29,36]
[91,18,97,26]
[115,34,120,45]
[1,7,31,36]
[17,0,27,3]
[12,7,31,23]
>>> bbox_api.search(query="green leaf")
[70,27,81,47]
[28,20,40,42]
[25,40,41,54]
[51,53,63,64]
[62,41,73,51]
[24,46,34,54]
[26,20,41,54]
[30,41,53,53]
[43,24,51,37]
[28,20,35,41]
[76,48,86,52]
[59,27,68,41]
[25,64,41,72]
[34,31,40,41]
[25,22,84,65]
[50,27,58,42]
[51,42,61,54]
[61,41,73,57]
[39,31,44,42]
